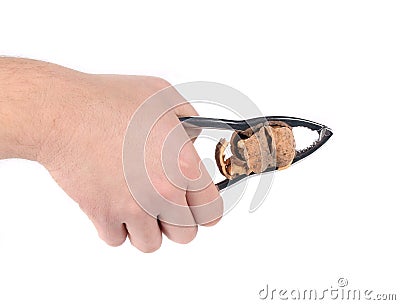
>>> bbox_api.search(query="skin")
[0,57,222,252]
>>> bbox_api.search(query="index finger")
[179,140,224,226]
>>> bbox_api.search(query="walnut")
[215,121,296,179]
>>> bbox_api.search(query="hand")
[0,58,223,252]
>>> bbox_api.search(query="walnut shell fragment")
[215,121,296,180]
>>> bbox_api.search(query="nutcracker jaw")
[179,116,333,191]
[292,125,332,165]
[264,116,333,165]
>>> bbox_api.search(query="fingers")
[159,222,198,244]
[152,161,199,243]
[174,103,224,225]
[186,172,224,227]
[92,219,128,247]
[179,141,224,226]
[91,199,164,252]
[124,208,163,253]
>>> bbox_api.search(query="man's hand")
[0,58,223,252]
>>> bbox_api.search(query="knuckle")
[125,204,144,220]
[156,184,179,202]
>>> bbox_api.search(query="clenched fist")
[0,58,223,252]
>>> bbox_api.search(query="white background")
[1,1,399,304]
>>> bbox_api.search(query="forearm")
[0,58,52,160]
[0,57,86,161]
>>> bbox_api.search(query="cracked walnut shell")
[215,121,296,180]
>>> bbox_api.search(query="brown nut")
[215,138,247,179]
[215,121,296,179]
